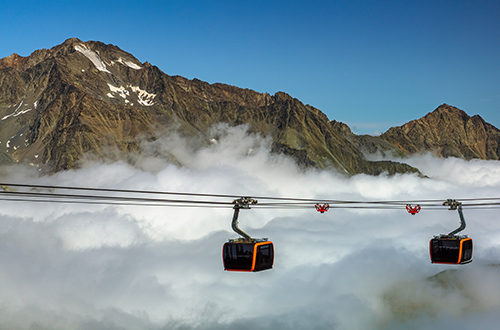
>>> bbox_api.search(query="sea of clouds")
[1,124,500,330]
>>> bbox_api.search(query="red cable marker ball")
[315,204,330,213]
[406,204,421,215]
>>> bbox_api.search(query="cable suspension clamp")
[443,199,461,210]
[232,197,258,209]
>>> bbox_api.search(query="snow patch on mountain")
[107,84,156,106]
[75,44,111,73]
[129,85,156,106]
[115,58,142,70]
[2,99,35,120]
[107,84,129,99]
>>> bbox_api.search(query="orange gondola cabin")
[223,239,274,272]
[429,235,473,265]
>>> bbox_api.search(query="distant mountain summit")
[0,39,497,175]
[380,104,500,159]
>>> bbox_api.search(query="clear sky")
[1,0,499,134]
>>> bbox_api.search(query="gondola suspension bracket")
[443,199,466,236]
[230,197,260,242]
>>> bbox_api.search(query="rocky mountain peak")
[423,103,470,122]
[0,53,27,70]
[380,104,500,159]
[62,37,84,45]
[272,91,294,102]
[1,38,144,74]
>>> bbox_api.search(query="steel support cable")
[0,182,465,205]
[0,182,370,203]
[0,182,240,200]
[0,190,449,208]
[464,206,500,209]
[0,195,441,209]
[0,194,424,210]
[256,202,438,209]
[0,190,233,206]
[0,196,231,208]
[1,195,500,211]
[462,202,500,207]
[1,182,500,209]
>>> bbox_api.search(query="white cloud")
[0,125,500,329]
[403,153,500,187]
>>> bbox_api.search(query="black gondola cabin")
[223,240,274,272]
[429,235,473,265]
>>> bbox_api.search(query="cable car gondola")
[429,235,472,265]
[222,198,274,272]
[223,239,274,272]
[429,200,473,265]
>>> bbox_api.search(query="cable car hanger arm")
[231,207,251,241]
[443,199,467,236]
[230,197,258,241]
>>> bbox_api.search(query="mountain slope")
[380,104,500,159]
[0,39,497,175]
[0,38,421,175]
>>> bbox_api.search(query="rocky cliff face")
[380,104,500,159]
[0,39,496,175]
[0,39,159,170]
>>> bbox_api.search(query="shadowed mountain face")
[0,39,497,174]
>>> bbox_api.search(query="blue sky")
[1,0,499,134]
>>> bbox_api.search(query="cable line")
[0,182,456,205]
[1,182,500,210]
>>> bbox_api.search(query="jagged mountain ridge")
[379,104,500,159]
[0,39,497,174]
